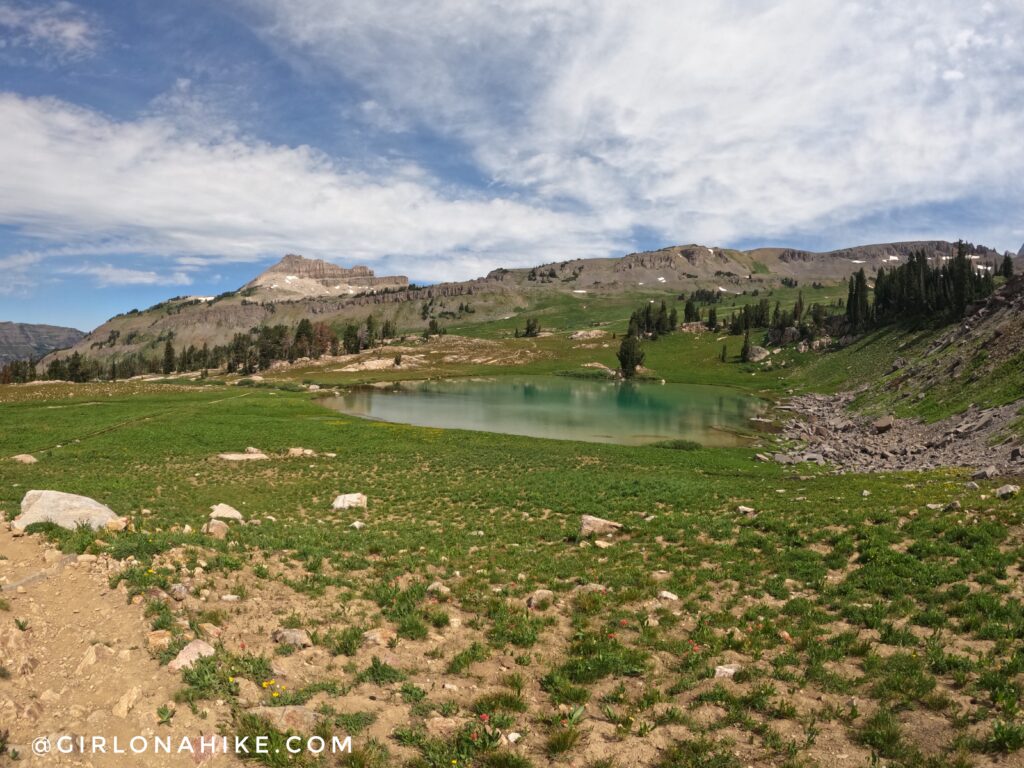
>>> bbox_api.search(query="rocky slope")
[776,274,1024,473]
[0,322,83,363]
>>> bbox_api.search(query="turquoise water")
[321,376,765,446]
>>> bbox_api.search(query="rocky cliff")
[0,322,84,363]
[243,254,408,300]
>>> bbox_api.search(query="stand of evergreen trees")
[628,300,677,338]
[856,241,997,330]
[2,314,398,383]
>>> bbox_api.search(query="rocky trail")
[0,526,235,766]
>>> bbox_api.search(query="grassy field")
[2,380,1023,768]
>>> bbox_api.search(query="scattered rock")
[594,539,614,549]
[218,450,269,461]
[426,581,451,597]
[332,493,367,510]
[221,594,240,603]
[996,485,1020,499]
[526,589,554,608]
[747,346,770,363]
[507,731,523,744]
[169,584,189,602]
[209,504,243,521]
[658,590,679,601]
[105,517,129,532]
[362,628,397,648]
[202,519,229,540]
[272,628,313,648]
[236,678,263,707]
[944,500,962,512]
[287,447,316,457]
[964,481,980,490]
[349,520,365,530]
[579,514,623,538]
[973,466,998,480]
[11,454,37,464]
[714,664,741,679]
[737,505,755,515]
[13,490,120,531]
[112,686,142,718]
[147,630,173,652]
[167,640,215,671]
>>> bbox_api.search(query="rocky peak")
[243,254,408,299]
[255,254,374,282]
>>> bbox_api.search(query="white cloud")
[0,92,621,283]
[2,1,1024,299]
[59,264,193,288]
[0,1,99,60]
[238,0,1024,248]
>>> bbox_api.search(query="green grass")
[1,363,1022,766]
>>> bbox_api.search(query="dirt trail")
[0,526,238,766]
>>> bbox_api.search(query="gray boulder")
[995,485,1020,499]
[13,490,122,531]
[747,346,770,363]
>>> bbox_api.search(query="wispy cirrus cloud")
[0,1,99,61]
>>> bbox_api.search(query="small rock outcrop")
[11,454,37,464]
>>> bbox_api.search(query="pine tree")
[1002,253,1015,279]
[741,329,752,362]
[720,344,727,362]
[617,334,644,379]
[707,307,717,330]
[162,339,175,375]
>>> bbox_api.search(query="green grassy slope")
[1,383,1022,766]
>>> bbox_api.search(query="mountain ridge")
[42,240,1019,365]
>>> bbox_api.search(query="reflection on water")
[321,376,765,446]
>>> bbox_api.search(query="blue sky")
[1,1,1023,330]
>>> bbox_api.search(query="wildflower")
[272,691,280,698]
[479,713,489,723]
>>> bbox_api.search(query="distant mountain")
[243,254,408,300]
[44,242,1015,365]
[0,322,84,363]
[1018,242,1024,258]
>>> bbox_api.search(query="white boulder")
[209,503,244,521]
[332,493,367,510]
[13,490,122,532]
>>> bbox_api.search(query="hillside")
[45,240,1012,367]
[0,321,84,363]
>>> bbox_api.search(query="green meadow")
[2,365,1022,767]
